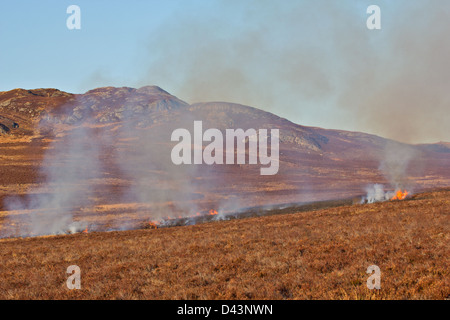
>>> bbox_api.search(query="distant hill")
[1,86,449,230]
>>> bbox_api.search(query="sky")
[0,0,449,144]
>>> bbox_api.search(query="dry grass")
[0,189,448,300]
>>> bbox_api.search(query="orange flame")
[82,227,88,234]
[148,221,159,229]
[391,190,409,201]
[208,209,218,216]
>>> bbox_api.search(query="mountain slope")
[0,86,449,236]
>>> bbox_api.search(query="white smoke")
[3,123,101,237]
[362,141,419,204]
[1,92,111,237]
[379,141,417,190]
[111,107,203,228]
[361,184,392,204]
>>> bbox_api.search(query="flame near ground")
[391,189,409,201]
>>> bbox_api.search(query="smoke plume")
[135,0,450,144]
[379,141,417,190]
[4,119,103,237]
[1,89,215,237]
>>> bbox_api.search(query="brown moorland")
[0,188,448,300]
[1,86,450,237]
[0,86,449,299]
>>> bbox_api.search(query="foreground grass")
[0,189,449,299]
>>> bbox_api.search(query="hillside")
[0,86,450,237]
[0,188,448,299]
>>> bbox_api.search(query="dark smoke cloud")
[136,0,449,143]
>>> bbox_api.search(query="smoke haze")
[135,0,450,144]
[4,121,103,236]
[1,89,223,237]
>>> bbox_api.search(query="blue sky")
[0,1,448,143]
[0,1,181,91]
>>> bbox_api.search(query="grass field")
[0,189,448,300]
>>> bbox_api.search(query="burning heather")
[146,209,220,229]
[361,184,410,204]
[391,189,409,201]
[0,86,292,238]
[361,141,417,204]
[0,86,448,239]
[0,88,203,238]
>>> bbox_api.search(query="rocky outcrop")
[0,123,10,134]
